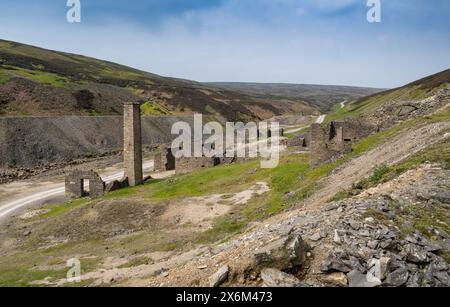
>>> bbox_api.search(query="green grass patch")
[197,218,246,244]
[0,70,11,85]
[36,198,91,220]
[144,154,312,243]
[0,267,67,287]
[331,138,450,201]
[2,65,69,88]
[80,108,99,116]
[141,101,170,116]
[393,202,450,239]
[0,41,13,49]
[326,84,448,122]
[154,242,181,252]
[205,104,216,114]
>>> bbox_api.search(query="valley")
[0,65,448,287]
[0,39,448,288]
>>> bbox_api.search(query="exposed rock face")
[315,166,450,288]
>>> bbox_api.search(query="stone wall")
[286,133,310,148]
[310,119,376,166]
[153,146,176,172]
[175,156,221,174]
[65,170,105,198]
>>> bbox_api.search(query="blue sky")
[0,0,449,88]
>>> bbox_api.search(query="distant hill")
[207,82,384,112]
[0,39,318,121]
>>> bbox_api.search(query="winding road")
[0,161,154,220]
[315,114,326,124]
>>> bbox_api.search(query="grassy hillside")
[0,39,318,120]
[326,69,450,123]
[208,82,384,112]
[2,104,449,286]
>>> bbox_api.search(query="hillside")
[0,40,318,121]
[326,69,450,126]
[208,82,384,112]
[0,70,448,287]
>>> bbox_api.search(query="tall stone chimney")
[123,102,143,186]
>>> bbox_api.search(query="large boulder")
[253,234,307,270]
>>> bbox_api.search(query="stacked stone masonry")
[65,170,105,198]
[310,119,376,166]
[123,102,143,186]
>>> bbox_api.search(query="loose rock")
[261,268,305,287]
[209,265,229,287]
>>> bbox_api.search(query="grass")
[197,218,247,244]
[1,65,69,88]
[362,196,450,246]
[0,249,103,287]
[144,110,448,241]
[35,198,92,220]
[142,154,311,243]
[284,127,310,139]
[0,267,67,287]
[154,242,180,252]
[0,70,11,85]
[0,41,13,49]
[330,137,450,202]
[325,83,448,123]
[140,101,170,116]
[2,106,448,285]
[80,108,99,116]
[328,190,352,202]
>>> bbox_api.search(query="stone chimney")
[123,102,143,186]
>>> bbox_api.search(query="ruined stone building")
[310,119,376,166]
[153,144,224,174]
[286,133,310,148]
[153,146,176,172]
[65,170,105,198]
